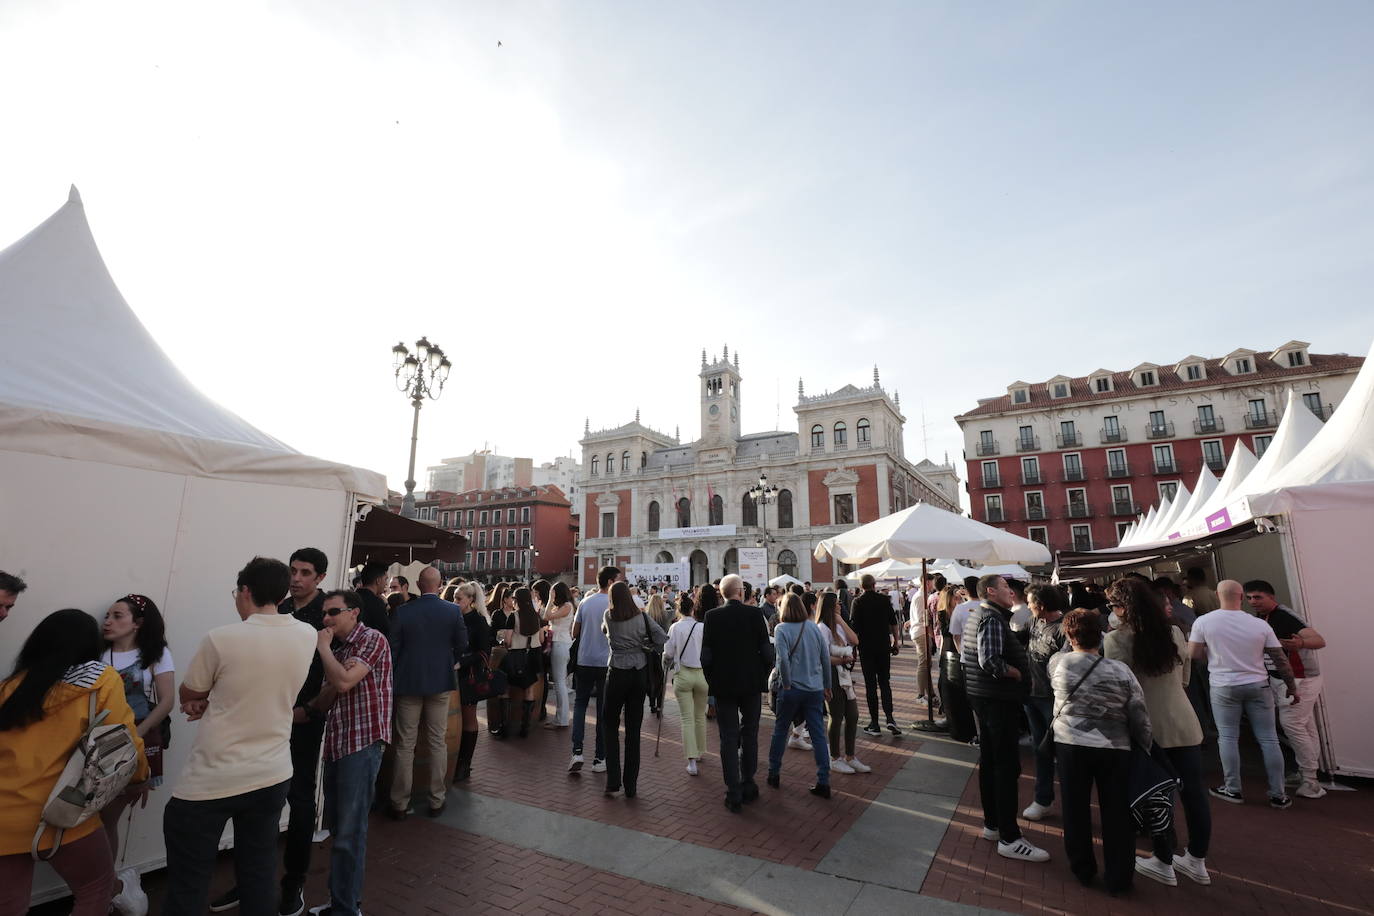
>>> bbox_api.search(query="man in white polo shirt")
[163,557,317,916]
[1188,579,1298,810]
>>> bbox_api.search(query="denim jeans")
[324,741,385,916]
[1023,695,1055,806]
[162,779,291,916]
[1210,680,1285,797]
[768,688,830,785]
[571,665,606,760]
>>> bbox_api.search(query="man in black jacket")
[961,575,1049,863]
[851,574,902,737]
[355,560,391,635]
[702,574,774,812]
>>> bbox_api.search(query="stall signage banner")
[657,525,737,539]
[738,547,768,591]
[625,562,690,589]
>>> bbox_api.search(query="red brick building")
[409,485,577,582]
[955,342,1363,552]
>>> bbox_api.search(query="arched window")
[811,424,824,449]
[590,455,599,476]
[857,418,871,444]
[647,500,660,532]
[709,494,724,526]
[722,547,738,575]
[605,452,614,475]
[777,489,794,528]
[654,550,674,563]
[777,549,798,578]
[677,497,691,527]
[834,421,848,446]
[741,492,758,526]
[641,452,647,468]
[621,451,631,472]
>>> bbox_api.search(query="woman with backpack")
[0,608,148,916]
[99,594,175,914]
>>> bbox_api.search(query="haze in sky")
[3,1,1372,495]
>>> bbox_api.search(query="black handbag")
[1040,654,1103,756]
[1128,741,1181,837]
[461,652,508,703]
[641,614,665,707]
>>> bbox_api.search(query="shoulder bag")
[461,650,509,704]
[767,626,806,715]
[1039,654,1103,756]
[641,613,666,708]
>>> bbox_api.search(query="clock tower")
[698,346,742,459]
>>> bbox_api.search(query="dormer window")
[1047,376,1070,399]
[1139,371,1156,387]
[1287,350,1305,367]
[1235,358,1253,374]
[1012,387,1029,404]
[1185,364,1203,381]
[1093,376,1112,393]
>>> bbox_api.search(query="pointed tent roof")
[1160,467,1218,540]
[1230,390,1327,501]
[0,188,385,497]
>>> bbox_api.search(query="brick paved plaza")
[47,652,1372,915]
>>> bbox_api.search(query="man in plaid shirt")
[312,590,394,916]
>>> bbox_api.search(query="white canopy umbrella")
[813,502,1052,567]
[768,573,803,588]
[842,558,927,584]
[927,560,1032,583]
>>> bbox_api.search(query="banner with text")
[657,525,737,539]
[738,547,768,591]
[625,562,691,590]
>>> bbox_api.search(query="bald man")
[702,574,774,812]
[387,565,468,818]
[1188,579,1297,808]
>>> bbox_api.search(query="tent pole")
[913,557,946,732]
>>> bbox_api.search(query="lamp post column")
[401,395,424,519]
[392,337,450,520]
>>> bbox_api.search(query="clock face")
[709,404,719,417]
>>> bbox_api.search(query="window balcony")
[980,472,1002,488]
[1111,500,1139,516]
[1055,432,1083,448]
[1308,403,1334,421]
[1099,428,1128,444]
[1015,436,1041,453]
[1152,459,1177,475]
[1025,505,1047,521]
[1064,502,1092,519]
[1204,456,1226,473]
[985,507,1005,523]
[1062,467,1087,482]
[1146,421,1175,440]
[976,440,1000,457]
[1193,417,1225,434]
[1244,411,1278,430]
[1020,471,1043,486]
[1106,463,1131,478]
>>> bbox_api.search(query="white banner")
[657,524,737,539]
[738,547,768,591]
[625,561,691,590]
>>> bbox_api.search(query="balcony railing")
[1065,502,1092,518]
[1111,500,1139,516]
[1100,427,1128,444]
[1025,505,1047,521]
[985,507,1005,523]
[1245,411,1278,429]
[976,440,1000,456]
[1204,456,1226,473]
[1055,432,1083,448]
[1072,535,1094,551]
[1308,403,1334,421]
[980,472,1002,488]
[1193,417,1224,434]
[1146,421,1175,440]
[1107,463,1131,478]
[1153,459,1177,475]
[1016,436,1041,453]
[1020,471,1043,486]
[1062,466,1086,482]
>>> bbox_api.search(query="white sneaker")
[591,758,607,773]
[1296,780,1327,799]
[981,827,1000,841]
[1135,855,1177,886]
[1173,852,1211,885]
[848,757,872,773]
[686,759,698,776]
[787,735,813,751]
[1021,801,1051,821]
[312,828,331,842]
[831,758,856,774]
[112,868,148,916]
[568,753,584,773]
[997,838,1050,862]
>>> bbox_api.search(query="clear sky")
[3,1,1372,494]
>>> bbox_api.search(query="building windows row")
[589,451,649,477]
[810,418,871,450]
[645,490,795,532]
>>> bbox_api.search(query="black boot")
[519,700,534,738]
[491,698,509,739]
[454,729,478,782]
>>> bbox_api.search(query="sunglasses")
[324,606,355,616]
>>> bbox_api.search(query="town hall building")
[576,347,960,586]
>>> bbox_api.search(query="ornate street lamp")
[393,337,451,518]
[747,472,779,576]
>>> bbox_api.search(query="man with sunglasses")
[1245,580,1327,800]
[308,590,393,916]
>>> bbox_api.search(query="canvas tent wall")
[0,189,387,903]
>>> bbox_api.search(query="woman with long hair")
[98,594,174,910]
[1021,584,1068,822]
[599,581,667,798]
[0,609,148,916]
[542,582,576,729]
[663,593,707,776]
[817,591,869,775]
[643,594,671,716]
[766,593,833,799]
[937,585,977,743]
[453,581,492,781]
[1104,577,1210,887]
[497,587,545,738]
[531,579,552,721]
[486,583,513,736]
[696,584,721,720]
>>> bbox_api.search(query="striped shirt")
[324,623,393,762]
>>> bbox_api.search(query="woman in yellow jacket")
[0,608,148,916]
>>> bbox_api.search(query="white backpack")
[31,691,140,859]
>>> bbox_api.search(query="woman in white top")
[817,591,870,774]
[663,594,708,776]
[542,581,576,728]
[99,593,175,913]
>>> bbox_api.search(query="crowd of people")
[0,554,1329,912]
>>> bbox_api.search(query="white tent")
[1160,467,1218,541]
[813,502,1052,568]
[927,560,1032,584]
[768,573,803,588]
[842,558,927,584]
[1,189,386,903]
